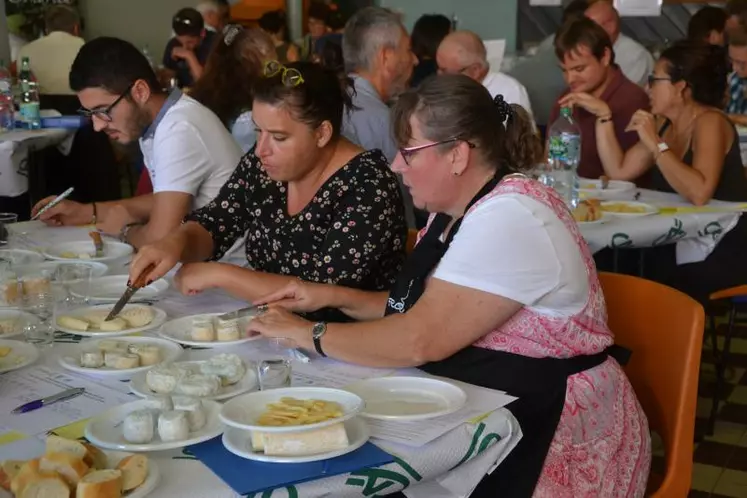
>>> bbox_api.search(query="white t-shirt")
[139,92,241,211]
[230,110,256,153]
[481,70,535,121]
[17,31,84,95]
[432,193,589,316]
[614,34,654,88]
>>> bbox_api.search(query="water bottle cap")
[560,107,572,117]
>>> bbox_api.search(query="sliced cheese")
[76,469,122,498]
[39,452,89,486]
[56,315,90,331]
[116,454,148,491]
[260,423,349,456]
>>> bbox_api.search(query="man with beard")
[31,37,241,250]
[548,17,649,183]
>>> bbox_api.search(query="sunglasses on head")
[263,60,304,87]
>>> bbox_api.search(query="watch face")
[312,322,326,339]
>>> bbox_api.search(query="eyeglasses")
[77,82,134,122]
[730,57,747,69]
[263,60,304,87]
[647,74,672,86]
[399,138,476,166]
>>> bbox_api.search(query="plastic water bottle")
[142,45,155,69]
[0,60,14,132]
[545,106,581,208]
[18,57,40,130]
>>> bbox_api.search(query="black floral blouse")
[187,149,407,321]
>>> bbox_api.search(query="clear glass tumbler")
[257,337,296,390]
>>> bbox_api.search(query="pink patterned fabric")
[422,176,651,497]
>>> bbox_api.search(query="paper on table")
[614,0,661,16]
[364,376,517,447]
[0,366,135,436]
[291,358,395,388]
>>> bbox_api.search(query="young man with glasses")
[162,7,217,88]
[31,37,242,256]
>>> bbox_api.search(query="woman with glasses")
[247,75,651,497]
[128,61,407,323]
[560,41,747,304]
[191,25,276,152]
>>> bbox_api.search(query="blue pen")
[11,387,86,414]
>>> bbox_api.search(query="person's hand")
[174,262,223,296]
[171,46,194,61]
[253,279,333,313]
[128,232,185,287]
[31,198,91,226]
[95,204,131,237]
[248,307,312,343]
[557,92,611,118]
[625,110,659,152]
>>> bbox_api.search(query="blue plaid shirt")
[726,72,747,114]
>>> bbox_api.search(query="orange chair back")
[406,228,418,255]
[598,272,704,498]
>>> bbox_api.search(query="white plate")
[129,359,257,400]
[579,178,635,194]
[0,248,44,265]
[222,417,370,463]
[43,240,134,263]
[157,313,262,348]
[55,304,168,337]
[576,212,611,226]
[13,260,109,279]
[0,309,41,339]
[0,339,39,374]
[58,336,183,377]
[85,398,224,452]
[601,201,659,217]
[220,387,365,433]
[0,450,160,498]
[343,376,467,421]
[72,275,169,302]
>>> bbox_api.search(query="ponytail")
[503,103,542,172]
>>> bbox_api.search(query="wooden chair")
[599,272,704,498]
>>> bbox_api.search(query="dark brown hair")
[727,0,747,27]
[660,41,728,108]
[253,61,353,139]
[392,74,541,174]
[554,17,615,65]
[190,26,274,127]
[688,6,728,42]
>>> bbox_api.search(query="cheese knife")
[89,231,104,258]
[105,267,152,321]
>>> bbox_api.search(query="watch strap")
[312,322,327,357]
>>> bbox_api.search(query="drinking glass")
[0,212,18,246]
[23,290,55,346]
[257,337,296,390]
[53,263,92,305]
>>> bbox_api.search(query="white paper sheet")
[290,358,395,388]
[0,366,136,436]
[614,0,662,17]
[529,0,562,5]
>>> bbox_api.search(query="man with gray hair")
[17,5,84,95]
[436,31,533,120]
[342,6,416,163]
[196,0,229,32]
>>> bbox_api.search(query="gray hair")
[196,0,221,14]
[343,7,403,73]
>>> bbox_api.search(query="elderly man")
[584,0,653,87]
[436,30,533,119]
[196,0,229,32]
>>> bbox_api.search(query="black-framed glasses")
[263,60,304,87]
[647,74,671,86]
[77,82,134,122]
[399,138,476,166]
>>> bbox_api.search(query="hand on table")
[254,278,332,313]
[173,262,222,296]
[31,197,91,226]
[249,306,312,343]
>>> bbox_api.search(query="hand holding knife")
[105,265,154,321]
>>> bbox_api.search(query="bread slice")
[45,435,88,461]
[0,459,25,491]
[10,459,40,495]
[18,472,70,498]
[83,443,108,470]
[40,452,89,486]
[115,454,148,491]
[76,469,122,498]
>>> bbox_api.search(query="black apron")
[385,174,629,498]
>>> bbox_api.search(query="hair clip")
[493,94,512,122]
[223,24,242,46]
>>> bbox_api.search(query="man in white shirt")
[436,31,534,120]
[16,5,84,95]
[31,37,241,251]
[584,0,653,87]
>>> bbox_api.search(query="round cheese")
[119,306,155,328]
[158,410,190,442]
[175,374,221,397]
[190,318,215,342]
[123,409,154,444]
[134,345,161,366]
[97,340,128,353]
[80,350,104,368]
[112,353,139,369]
[215,318,240,342]
[103,351,124,369]
[200,353,245,386]
[145,395,173,412]
[172,396,206,431]
[145,365,186,394]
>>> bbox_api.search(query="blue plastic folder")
[188,436,394,495]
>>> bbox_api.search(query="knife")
[89,231,104,258]
[217,304,268,322]
[105,267,152,321]
[12,387,86,414]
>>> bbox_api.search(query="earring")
[452,171,460,177]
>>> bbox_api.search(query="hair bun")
[493,94,512,122]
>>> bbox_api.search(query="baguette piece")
[40,452,89,486]
[0,459,24,490]
[45,435,88,461]
[10,459,40,495]
[82,443,108,470]
[18,472,70,498]
[116,454,148,491]
[76,469,122,498]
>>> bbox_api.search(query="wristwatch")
[312,322,327,357]
[655,141,670,160]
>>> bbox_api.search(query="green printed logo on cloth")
[611,233,633,248]
[244,486,298,498]
[450,422,502,470]
[653,218,686,246]
[698,221,723,241]
[345,456,422,495]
